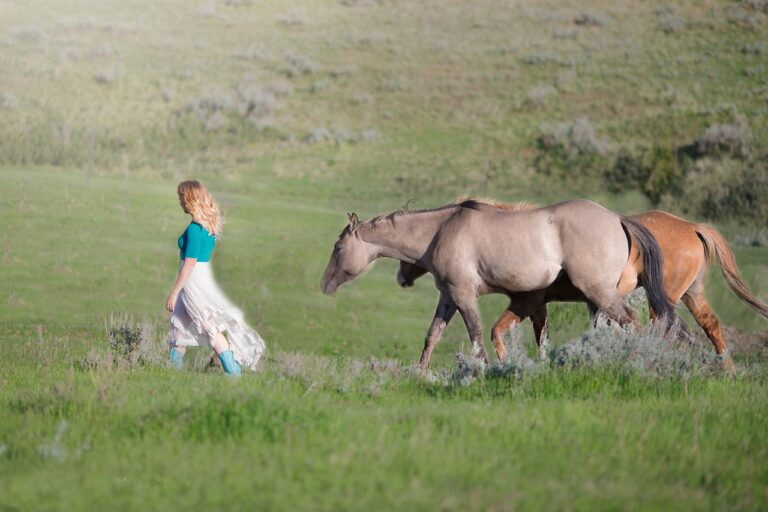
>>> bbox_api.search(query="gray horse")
[321,199,674,369]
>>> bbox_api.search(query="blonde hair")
[177,180,223,236]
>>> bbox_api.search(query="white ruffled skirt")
[169,262,266,370]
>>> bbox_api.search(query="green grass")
[2,167,767,510]
[2,0,768,509]
[2,330,768,511]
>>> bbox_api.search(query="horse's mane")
[365,202,458,229]
[453,196,539,212]
[364,197,538,230]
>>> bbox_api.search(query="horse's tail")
[619,216,677,323]
[695,224,768,320]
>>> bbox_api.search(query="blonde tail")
[695,224,768,319]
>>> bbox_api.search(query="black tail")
[620,217,672,317]
[619,217,688,336]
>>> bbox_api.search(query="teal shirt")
[178,222,216,262]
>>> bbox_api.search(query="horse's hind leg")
[491,294,545,362]
[580,287,633,327]
[681,283,735,372]
[419,293,457,370]
[681,293,726,353]
[581,300,600,327]
[491,308,523,363]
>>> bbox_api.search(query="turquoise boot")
[169,347,184,370]
[219,350,242,376]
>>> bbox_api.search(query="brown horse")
[322,199,677,369]
[398,204,768,367]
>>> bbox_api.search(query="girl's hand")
[166,291,179,312]
[167,259,196,313]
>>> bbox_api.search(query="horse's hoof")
[721,358,736,376]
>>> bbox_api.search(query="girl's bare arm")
[166,258,197,312]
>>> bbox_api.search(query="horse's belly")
[483,262,562,292]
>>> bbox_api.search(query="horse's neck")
[361,207,456,263]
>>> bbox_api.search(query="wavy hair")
[177,180,223,237]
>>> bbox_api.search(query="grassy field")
[3,331,768,511]
[2,0,768,510]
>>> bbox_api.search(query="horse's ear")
[347,212,360,231]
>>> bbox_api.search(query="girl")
[166,180,265,375]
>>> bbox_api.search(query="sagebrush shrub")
[2,93,18,110]
[303,127,378,145]
[739,0,768,13]
[596,116,763,222]
[82,315,167,369]
[656,14,687,34]
[538,118,609,158]
[730,227,768,247]
[574,12,609,26]
[726,5,766,27]
[182,80,280,131]
[549,319,715,377]
[696,119,752,158]
[674,154,768,223]
[523,84,558,108]
[285,55,319,77]
[604,146,683,203]
[521,51,572,67]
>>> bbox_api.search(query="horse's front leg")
[419,293,457,370]
[454,296,489,365]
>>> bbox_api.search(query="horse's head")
[321,213,376,295]
[396,261,428,288]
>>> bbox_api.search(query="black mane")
[457,199,486,210]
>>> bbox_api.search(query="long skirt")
[169,262,266,370]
